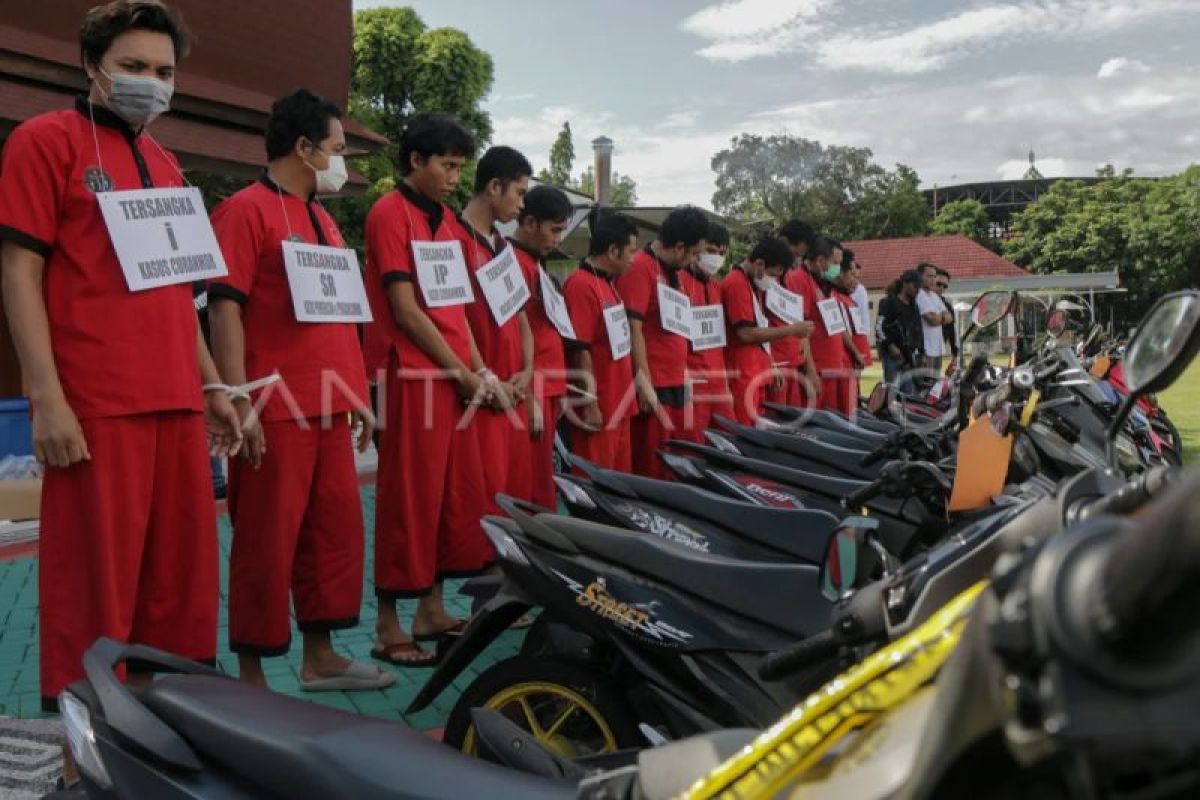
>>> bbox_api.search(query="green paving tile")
[0,484,534,732]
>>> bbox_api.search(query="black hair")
[778,219,816,249]
[520,185,573,225]
[749,237,794,269]
[840,247,856,274]
[265,89,341,162]
[80,0,190,68]
[900,269,922,286]
[588,210,639,258]
[935,267,951,279]
[809,235,839,262]
[916,261,937,277]
[659,206,710,249]
[473,145,533,194]
[706,222,730,248]
[398,113,477,176]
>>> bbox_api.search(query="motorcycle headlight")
[60,692,112,790]
[481,519,530,568]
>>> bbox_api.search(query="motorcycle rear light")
[60,691,112,790]
[553,476,596,509]
[481,520,530,568]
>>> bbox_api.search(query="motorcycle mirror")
[970,290,1017,330]
[1046,309,1069,337]
[1105,291,1200,464]
[819,517,882,601]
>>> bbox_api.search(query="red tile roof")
[843,235,1029,291]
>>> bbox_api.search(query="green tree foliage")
[576,165,639,206]
[538,122,575,186]
[1003,166,1200,321]
[710,133,928,240]
[930,198,995,248]
[331,7,495,249]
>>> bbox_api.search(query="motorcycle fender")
[405,584,534,714]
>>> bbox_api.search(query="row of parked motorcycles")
[58,289,1200,799]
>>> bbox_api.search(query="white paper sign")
[538,267,576,340]
[96,187,228,292]
[818,298,847,335]
[412,240,474,308]
[752,292,772,354]
[852,304,869,336]
[603,303,632,361]
[691,304,726,351]
[656,282,693,339]
[765,283,804,324]
[282,241,372,323]
[475,246,529,326]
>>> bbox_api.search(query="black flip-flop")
[412,620,467,642]
[369,641,440,668]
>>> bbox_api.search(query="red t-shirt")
[563,262,634,422]
[787,267,845,370]
[832,286,872,366]
[615,246,689,388]
[511,240,567,398]
[721,267,772,384]
[766,273,802,369]
[209,176,369,422]
[679,268,730,394]
[456,218,523,380]
[0,99,202,420]
[364,184,474,375]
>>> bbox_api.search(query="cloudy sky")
[353,0,1200,207]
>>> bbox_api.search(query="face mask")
[310,153,349,194]
[755,275,777,291]
[823,264,841,281]
[698,252,724,276]
[98,67,173,128]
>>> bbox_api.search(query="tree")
[930,198,995,247]
[538,122,575,186]
[330,7,495,249]
[710,133,928,239]
[576,166,639,206]
[1003,167,1200,322]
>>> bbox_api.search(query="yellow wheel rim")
[460,680,618,758]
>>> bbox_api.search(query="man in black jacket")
[876,270,923,384]
[936,268,958,358]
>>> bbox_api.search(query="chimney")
[592,136,614,206]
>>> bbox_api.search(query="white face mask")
[755,275,777,291]
[311,153,349,194]
[98,67,173,128]
[698,252,725,276]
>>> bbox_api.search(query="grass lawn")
[1157,361,1200,464]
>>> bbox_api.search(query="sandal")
[300,660,396,692]
[369,640,439,668]
[509,614,535,631]
[412,620,467,642]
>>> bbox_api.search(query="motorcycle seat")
[765,404,898,435]
[605,472,837,563]
[720,420,880,475]
[140,675,574,800]
[537,515,831,639]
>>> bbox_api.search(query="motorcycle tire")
[443,655,642,758]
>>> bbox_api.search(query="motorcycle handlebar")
[758,630,841,681]
[1091,470,1196,649]
[1079,466,1174,521]
[843,481,883,510]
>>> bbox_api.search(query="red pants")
[529,396,563,510]
[466,405,520,515]
[39,412,217,707]
[571,419,631,473]
[375,370,491,599]
[766,368,805,408]
[687,379,733,443]
[227,415,364,656]
[820,370,858,417]
[729,376,767,425]
[630,403,690,480]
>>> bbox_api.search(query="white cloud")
[682,0,830,62]
[1098,57,1150,78]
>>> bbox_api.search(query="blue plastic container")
[0,398,33,457]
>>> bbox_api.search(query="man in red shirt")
[829,254,869,416]
[801,237,865,415]
[510,185,575,509]
[208,90,391,691]
[680,222,734,437]
[364,114,491,665]
[456,147,536,509]
[562,211,639,471]
[722,238,815,424]
[616,207,709,478]
[779,220,820,406]
[0,0,241,711]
